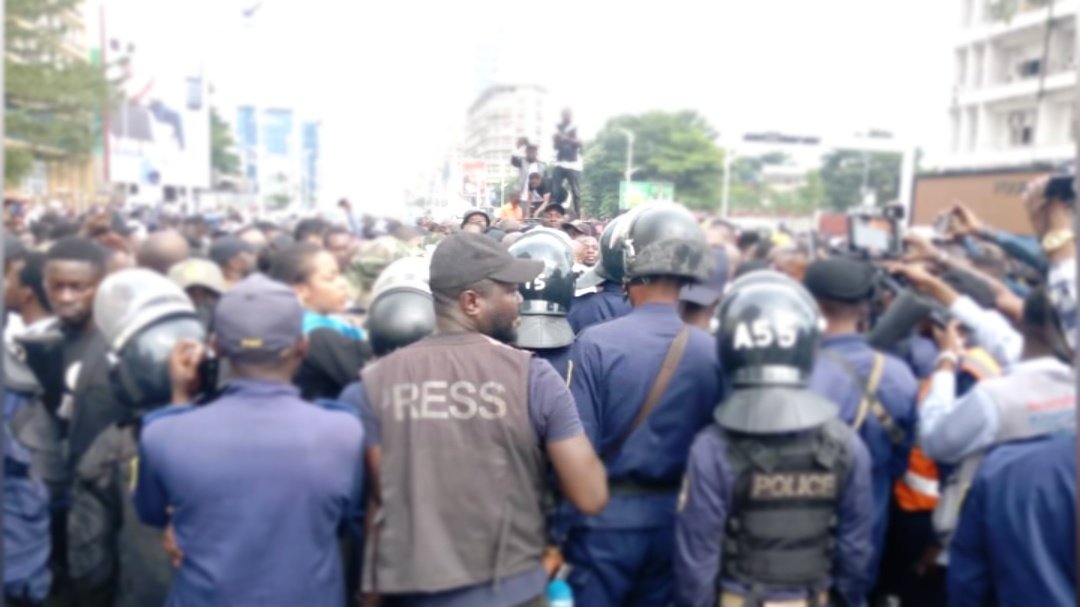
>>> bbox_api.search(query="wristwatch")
[1042,229,1074,254]
[935,351,959,368]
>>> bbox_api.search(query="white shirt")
[949,295,1023,369]
[919,357,1071,464]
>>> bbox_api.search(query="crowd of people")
[0,169,1076,607]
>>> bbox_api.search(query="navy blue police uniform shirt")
[569,302,724,528]
[568,282,632,335]
[344,356,585,607]
[674,423,875,607]
[807,334,917,581]
[533,346,572,383]
[949,435,1077,607]
[134,379,363,607]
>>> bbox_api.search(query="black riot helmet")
[367,290,435,357]
[508,228,576,349]
[622,203,712,284]
[93,268,206,411]
[577,209,640,290]
[367,256,435,357]
[111,316,205,411]
[713,271,838,434]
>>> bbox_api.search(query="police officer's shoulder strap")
[602,325,691,461]
[820,349,905,445]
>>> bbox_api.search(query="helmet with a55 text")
[713,271,837,434]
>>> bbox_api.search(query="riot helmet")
[713,271,837,434]
[110,316,205,411]
[621,203,712,284]
[508,228,576,349]
[371,255,430,301]
[577,209,638,290]
[366,256,435,357]
[94,269,206,410]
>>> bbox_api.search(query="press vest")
[934,358,1076,540]
[361,332,546,594]
[721,418,853,596]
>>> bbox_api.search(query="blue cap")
[679,247,730,307]
[214,274,304,362]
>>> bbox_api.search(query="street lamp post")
[721,144,734,217]
[618,128,635,204]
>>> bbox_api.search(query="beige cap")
[168,258,227,294]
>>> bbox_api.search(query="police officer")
[678,246,731,332]
[674,271,874,607]
[67,268,204,606]
[804,257,918,582]
[567,213,634,334]
[133,275,364,606]
[3,243,51,607]
[564,203,722,607]
[355,232,606,606]
[509,228,577,380]
[948,434,1075,606]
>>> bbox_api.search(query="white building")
[463,83,551,202]
[942,0,1077,169]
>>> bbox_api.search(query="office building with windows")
[463,83,550,200]
[942,0,1077,169]
[235,105,321,208]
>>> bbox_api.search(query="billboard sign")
[102,1,210,191]
[619,181,675,209]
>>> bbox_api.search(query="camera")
[847,204,904,259]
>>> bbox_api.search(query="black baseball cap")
[209,236,255,267]
[430,232,543,291]
[214,274,304,362]
[804,257,876,303]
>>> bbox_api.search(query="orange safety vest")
[893,348,1002,512]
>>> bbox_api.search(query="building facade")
[234,105,321,210]
[463,84,550,203]
[6,2,98,207]
[942,0,1077,169]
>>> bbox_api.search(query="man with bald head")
[136,230,191,275]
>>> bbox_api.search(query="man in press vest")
[357,232,607,607]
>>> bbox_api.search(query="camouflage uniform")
[344,236,420,313]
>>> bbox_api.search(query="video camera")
[847,205,904,259]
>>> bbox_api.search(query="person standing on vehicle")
[552,108,584,217]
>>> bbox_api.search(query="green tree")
[5,0,116,185]
[211,107,241,179]
[582,110,724,218]
[818,149,902,212]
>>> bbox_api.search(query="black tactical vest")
[721,418,852,592]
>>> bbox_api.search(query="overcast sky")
[107,0,958,212]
